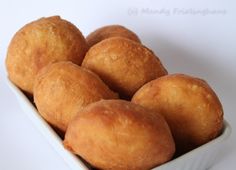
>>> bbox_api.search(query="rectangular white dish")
[7,79,231,170]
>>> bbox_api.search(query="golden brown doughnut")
[86,25,141,48]
[6,16,88,94]
[34,61,118,132]
[82,37,167,98]
[132,74,224,154]
[64,99,175,170]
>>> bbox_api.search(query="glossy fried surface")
[86,25,141,48]
[82,37,167,98]
[34,62,118,132]
[6,16,88,94]
[64,99,175,170]
[132,74,224,154]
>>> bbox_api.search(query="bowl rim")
[6,78,90,170]
[156,119,231,168]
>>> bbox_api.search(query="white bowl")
[7,79,231,170]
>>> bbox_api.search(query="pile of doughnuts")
[6,16,224,170]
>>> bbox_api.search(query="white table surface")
[0,0,235,169]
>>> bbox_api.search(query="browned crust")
[86,25,141,48]
[64,99,175,170]
[82,37,167,98]
[34,61,118,132]
[132,74,224,154]
[6,16,88,94]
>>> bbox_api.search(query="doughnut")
[82,37,167,98]
[64,99,175,170]
[34,61,118,132]
[6,16,88,94]
[86,25,141,48]
[132,74,224,154]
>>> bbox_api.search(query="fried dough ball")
[82,37,167,98]
[6,16,88,94]
[64,99,175,170]
[86,25,141,48]
[34,62,118,132]
[132,74,224,154]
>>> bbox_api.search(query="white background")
[0,0,235,169]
